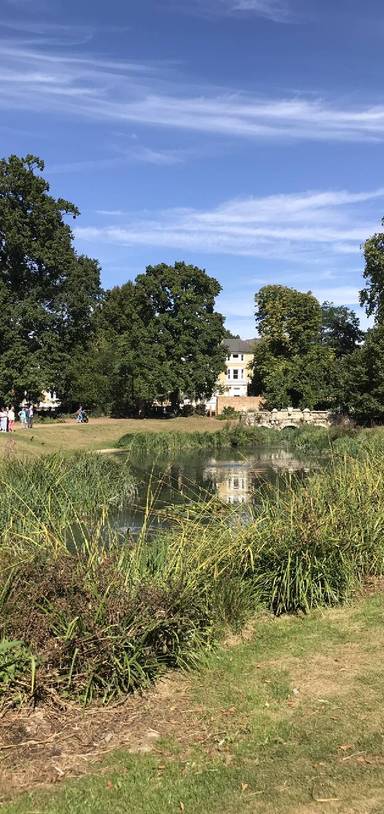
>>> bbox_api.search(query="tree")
[340,326,384,423]
[0,154,102,405]
[91,264,226,415]
[251,285,336,408]
[360,226,384,323]
[133,262,226,411]
[255,285,322,355]
[321,301,363,356]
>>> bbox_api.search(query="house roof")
[223,338,258,354]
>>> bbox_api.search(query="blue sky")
[2,0,384,336]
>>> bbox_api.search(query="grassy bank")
[2,430,384,708]
[117,424,288,452]
[3,592,384,813]
[0,416,222,457]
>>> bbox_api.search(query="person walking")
[7,406,15,432]
[27,403,34,429]
[18,406,27,428]
[0,408,7,432]
[76,405,84,423]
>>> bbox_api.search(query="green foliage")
[0,638,34,702]
[220,406,240,418]
[360,226,384,322]
[2,431,384,705]
[0,154,102,406]
[255,285,322,355]
[251,285,340,409]
[116,425,280,452]
[1,556,213,704]
[321,300,363,356]
[88,263,226,415]
[340,325,384,423]
[0,452,135,554]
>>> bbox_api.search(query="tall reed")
[2,431,384,705]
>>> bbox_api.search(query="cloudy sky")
[2,0,384,335]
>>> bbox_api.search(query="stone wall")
[243,407,333,428]
[216,395,264,415]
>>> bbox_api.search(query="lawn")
[0,416,221,456]
[2,590,384,813]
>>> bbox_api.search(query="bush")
[1,552,214,705]
[221,406,240,418]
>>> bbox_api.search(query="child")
[18,406,27,428]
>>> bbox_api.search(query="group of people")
[0,404,33,432]
[0,406,15,432]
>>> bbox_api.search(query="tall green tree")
[321,301,363,357]
[89,263,226,415]
[340,326,384,423]
[251,285,338,409]
[133,262,226,411]
[255,285,322,355]
[360,225,384,323]
[337,223,384,423]
[0,154,102,404]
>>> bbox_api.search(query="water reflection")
[204,449,310,504]
[114,447,313,533]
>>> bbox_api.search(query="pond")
[112,445,316,536]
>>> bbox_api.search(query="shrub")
[1,552,214,704]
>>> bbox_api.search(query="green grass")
[3,430,384,707]
[116,424,283,451]
[3,592,384,813]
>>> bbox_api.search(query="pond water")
[113,445,316,536]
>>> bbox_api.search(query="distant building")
[206,338,258,414]
[219,338,256,397]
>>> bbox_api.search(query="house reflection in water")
[203,450,310,504]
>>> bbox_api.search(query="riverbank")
[0,416,223,457]
[2,589,384,812]
[2,429,384,709]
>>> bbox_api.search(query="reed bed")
[116,425,282,452]
[2,431,384,707]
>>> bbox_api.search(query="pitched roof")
[223,338,258,354]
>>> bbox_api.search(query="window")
[240,369,244,379]
[232,353,239,359]
[227,369,231,380]
[233,369,239,379]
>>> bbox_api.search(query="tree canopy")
[0,156,226,414]
[320,301,364,357]
[0,154,101,404]
[251,285,338,409]
[94,263,226,415]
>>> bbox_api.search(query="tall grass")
[117,425,285,452]
[0,452,135,556]
[2,430,384,706]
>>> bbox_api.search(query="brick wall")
[216,396,264,415]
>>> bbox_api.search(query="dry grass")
[0,416,220,457]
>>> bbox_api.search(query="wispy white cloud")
[2,39,384,143]
[185,0,293,22]
[48,146,184,174]
[75,186,383,262]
